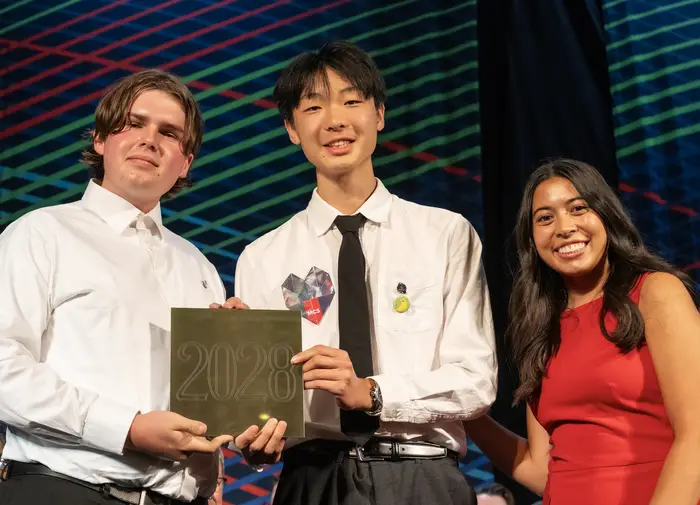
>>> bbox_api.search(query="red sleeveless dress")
[532,274,684,505]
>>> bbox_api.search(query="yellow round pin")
[393,294,410,313]
[258,412,271,422]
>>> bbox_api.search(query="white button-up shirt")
[235,179,497,456]
[0,181,225,500]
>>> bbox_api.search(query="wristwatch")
[366,378,383,417]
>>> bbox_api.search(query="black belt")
[286,438,460,463]
[0,461,207,505]
[349,438,460,462]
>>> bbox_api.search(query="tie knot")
[335,214,365,234]
[131,214,161,240]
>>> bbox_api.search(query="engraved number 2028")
[175,342,298,403]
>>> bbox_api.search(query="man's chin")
[316,156,366,176]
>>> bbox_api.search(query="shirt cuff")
[82,397,139,455]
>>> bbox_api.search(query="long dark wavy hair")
[511,158,695,403]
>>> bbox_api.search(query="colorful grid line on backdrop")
[0,1,491,503]
[603,0,700,288]
[0,0,484,292]
[2,1,700,503]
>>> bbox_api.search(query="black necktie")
[335,214,379,444]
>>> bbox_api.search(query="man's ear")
[285,120,301,145]
[93,131,105,155]
[180,153,194,178]
[376,103,385,132]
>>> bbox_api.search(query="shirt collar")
[81,180,165,238]
[307,178,392,237]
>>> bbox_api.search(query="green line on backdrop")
[0,0,83,36]
[203,145,479,253]
[618,123,700,158]
[605,0,700,31]
[5,42,478,208]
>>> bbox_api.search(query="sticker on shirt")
[281,267,335,325]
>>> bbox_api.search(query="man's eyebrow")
[160,122,184,134]
[128,113,184,133]
[300,90,324,100]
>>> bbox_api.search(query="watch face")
[368,382,383,415]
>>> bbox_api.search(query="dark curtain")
[477,1,618,502]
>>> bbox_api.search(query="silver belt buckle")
[0,459,9,481]
[353,445,384,462]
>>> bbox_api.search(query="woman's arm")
[642,272,700,505]
[464,404,550,495]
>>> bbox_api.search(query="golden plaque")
[170,308,304,437]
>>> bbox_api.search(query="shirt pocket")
[376,273,442,333]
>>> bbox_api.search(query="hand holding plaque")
[126,410,233,461]
[292,344,373,411]
[234,417,288,465]
[169,306,304,439]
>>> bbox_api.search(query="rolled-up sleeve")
[0,215,137,455]
[371,215,498,423]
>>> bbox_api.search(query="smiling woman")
[531,176,608,297]
[463,158,700,505]
[510,158,694,400]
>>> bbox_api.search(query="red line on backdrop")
[1,39,146,72]
[10,37,694,204]
[0,0,326,138]
[618,183,699,273]
[381,140,481,180]
[220,447,273,499]
[643,191,666,205]
[25,0,131,44]
[618,182,697,217]
[1,0,353,110]
[0,0,347,135]
[1,42,460,166]
[154,0,325,72]
[669,205,697,217]
[0,38,277,108]
[0,0,180,78]
[0,0,128,61]
[221,473,269,498]
[0,0,229,90]
[187,81,278,109]
[3,5,696,237]
[87,0,245,64]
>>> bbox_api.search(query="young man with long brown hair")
[0,69,232,505]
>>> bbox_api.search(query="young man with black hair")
[232,41,497,505]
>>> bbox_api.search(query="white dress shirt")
[235,179,497,456]
[0,181,226,501]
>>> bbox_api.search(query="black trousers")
[0,473,204,505]
[273,441,477,505]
